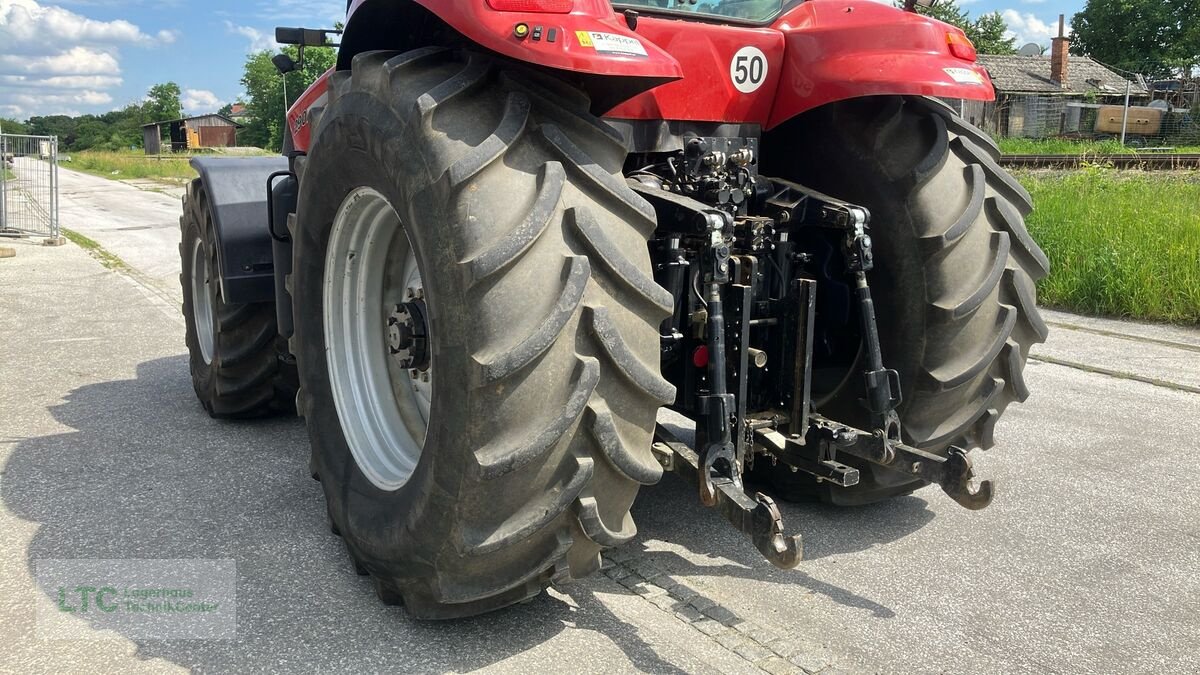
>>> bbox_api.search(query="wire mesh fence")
[943,87,1200,148]
[1,134,60,239]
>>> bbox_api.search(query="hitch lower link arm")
[805,416,996,511]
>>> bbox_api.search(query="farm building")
[944,16,1149,139]
[142,114,243,154]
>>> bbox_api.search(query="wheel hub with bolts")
[387,297,429,372]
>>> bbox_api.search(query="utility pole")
[1120,78,1132,146]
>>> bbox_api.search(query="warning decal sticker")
[575,31,647,57]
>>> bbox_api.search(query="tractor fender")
[190,157,287,305]
[766,0,994,128]
[339,0,681,112]
[606,0,994,128]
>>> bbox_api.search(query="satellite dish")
[1018,43,1043,57]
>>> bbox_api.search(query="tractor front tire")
[180,181,296,418]
[762,96,1050,505]
[290,49,673,618]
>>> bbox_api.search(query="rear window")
[613,0,793,24]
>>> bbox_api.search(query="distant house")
[141,114,243,154]
[228,103,251,124]
[946,16,1149,138]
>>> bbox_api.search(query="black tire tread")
[180,180,296,419]
[296,49,670,618]
[761,95,1047,504]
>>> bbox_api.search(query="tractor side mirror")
[272,54,298,75]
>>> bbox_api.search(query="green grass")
[68,151,199,183]
[62,229,130,271]
[1019,168,1200,323]
[999,137,1200,155]
[66,149,272,184]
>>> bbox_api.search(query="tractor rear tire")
[761,96,1050,505]
[180,181,297,419]
[290,49,673,618]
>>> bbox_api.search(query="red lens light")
[692,345,710,369]
[486,0,573,13]
[947,32,977,61]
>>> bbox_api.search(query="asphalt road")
[1,166,1198,674]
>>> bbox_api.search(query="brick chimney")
[1050,14,1069,86]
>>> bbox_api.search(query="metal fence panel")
[0,134,59,239]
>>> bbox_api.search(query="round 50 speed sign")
[730,46,768,94]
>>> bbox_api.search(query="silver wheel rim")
[190,237,216,365]
[324,188,430,491]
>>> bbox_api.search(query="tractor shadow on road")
[629,475,934,620]
[2,356,688,672]
[4,354,931,669]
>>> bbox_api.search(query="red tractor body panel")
[609,1,994,128]
[764,0,993,128]
[289,71,330,153]
[604,20,785,125]
[289,0,994,151]
[347,0,684,79]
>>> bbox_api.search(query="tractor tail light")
[486,0,573,12]
[947,32,977,61]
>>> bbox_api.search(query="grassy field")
[999,137,1200,155]
[67,151,200,183]
[66,150,271,183]
[1019,169,1200,323]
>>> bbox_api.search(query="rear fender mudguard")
[608,0,994,128]
[340,0,681,100]
[190,157,287,305]
[766,0,994,128]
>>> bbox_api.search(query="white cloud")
[225,21,278,53]
[182,88,223,114]
[1001,9,1070,47]
[0,0,175,117]
[0,0,171,54]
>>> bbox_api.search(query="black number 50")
[734,54,765,85]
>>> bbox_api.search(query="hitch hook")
[931,447,995,511]
[654,425,803,569]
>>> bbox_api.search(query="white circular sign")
[730,46,768,94]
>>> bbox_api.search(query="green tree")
[144,82,183,123]
[971,12,1017,56]
[1071,0,1200,78]
[909,1,1017,55]
[0,118,28,135]
[240,45,337,151]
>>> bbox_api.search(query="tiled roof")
[976,54,1148,96]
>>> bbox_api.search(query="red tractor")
[181,0,1048,618]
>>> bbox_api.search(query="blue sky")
[0,0,1084,119]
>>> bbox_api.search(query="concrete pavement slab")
[44,163,188,305]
